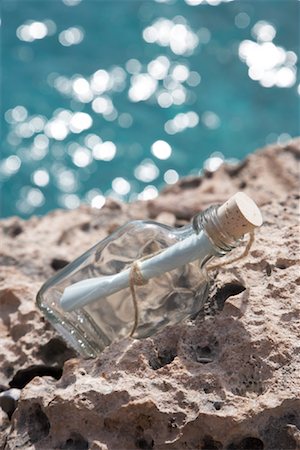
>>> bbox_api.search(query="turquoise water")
[1,0,299,218]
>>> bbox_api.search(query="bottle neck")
[192,205,241,256]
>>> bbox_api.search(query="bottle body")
[37,193,263,358]
[37,219,212,358]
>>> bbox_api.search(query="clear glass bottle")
[37,193,262,358]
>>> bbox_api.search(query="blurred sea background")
[1,0,299,218]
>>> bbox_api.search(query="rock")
[0,139,299,449]
[0,407,10,450]
[0,389,21,418]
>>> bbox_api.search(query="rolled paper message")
[60,192,263,312]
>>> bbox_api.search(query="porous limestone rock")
[0,140,299,450]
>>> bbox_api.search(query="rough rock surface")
[0,139,299,450]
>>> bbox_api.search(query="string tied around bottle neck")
[206,230,255,272]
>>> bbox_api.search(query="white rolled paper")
[60,230,214,312]
[60,192,263,312]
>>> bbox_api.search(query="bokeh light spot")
[27,188,45,207]
[151,140,172,160]
[92,141,117,161]
[138,185,158,200]
[126,58,142,74]
[1,155,21,176]
[91,194,106,209]
[164,169,179,184]
[128,74,157,102]
[69,112,93,133]
[32,169,50,187]
[134,159,160,182]
[45,119,69,140]
[60,193,80,209]
[62,0,82,6]
[112,177,131,195]
[143,18,199,56]
[16,21,49,42]
[118,113,133,128]
[235,12,250,29]
[58,27,84,46]
[202,111,221,129]
[72,147,92,167]
[204,152,224,172]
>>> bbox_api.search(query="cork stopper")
[217,192,263,240]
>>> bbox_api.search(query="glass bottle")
[37,192,262,358]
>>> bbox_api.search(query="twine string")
[206,230,255,272]
[128,231,255,337]
[129,261,148,337]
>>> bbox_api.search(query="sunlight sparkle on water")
[204,152,224,172]
[29,116,46,133]
[5,106,28,123]
[90,70,110,94]
[92,141,116,161]
[53,76,73,95]
[51,67,126,107]
[157,91,173,108]
[138,185,158,200]
[112,177,131,196]
[69,112,93,133]
[3,0,298,219]
[277,133,292,145]
[110,67,127,92]
[252,21,276,42]
[34,134,49,149]
[56,169,77,192]
[171,64,190,82]
[164,169,179,184]
[15,122,35,138]
[165,111,199,134]
[239,20,297,88]
[6,133,21,146]
[1,155,21,176]
[72,147,92,167]
[60,194,81,209]
[62,0,82,6]
[151,140,172,160]
[27,188,45,207]
[72,77,93,103]
[235,12,250,29]
[17,21,49,42]
[171,86,186,105]
[186,71,201,87]
[92,96,114,115]
[59,27,84,46]
[118,113,133,128]
[202,111,221,129]
[129,74,158,102]
[91,194,106,209]
[147,56,170,80]
[126,59,142,74]
[143,18,199,56]
[32,169,50,187]
[185,0,234,5]
[45,119,69,140]
[85,134,102,149]
[134,159,160,182]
